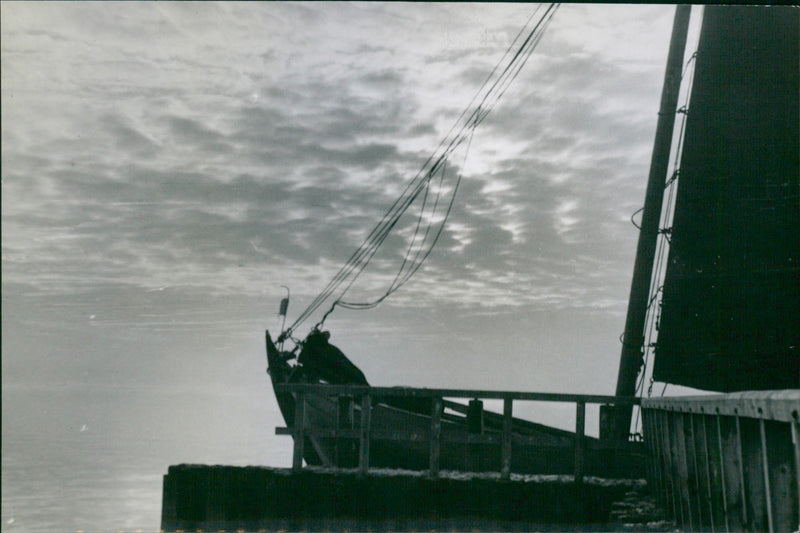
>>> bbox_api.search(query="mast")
[612,5,691,439]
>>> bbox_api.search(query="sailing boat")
[265,4,799,476]
[265,331,642,476]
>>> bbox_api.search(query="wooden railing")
[642,390,800,533]
[275,384,641,482]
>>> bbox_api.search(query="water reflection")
[1,386,288,532]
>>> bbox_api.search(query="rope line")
[282,4,560,339]
[635,48,699,407]
[632,44,699,432]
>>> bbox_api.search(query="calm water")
[1,385,291,532]
[2,380,603,532]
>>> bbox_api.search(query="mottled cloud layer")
[2,3,674,329]
[2,8,692,529]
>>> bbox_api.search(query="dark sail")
[653,6,800,392]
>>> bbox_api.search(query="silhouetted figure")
[298,330,369,386]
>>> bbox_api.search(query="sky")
[1,2,691,530]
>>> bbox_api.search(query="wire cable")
[283,4,560,338]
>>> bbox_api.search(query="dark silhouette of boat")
[265,330,642,477]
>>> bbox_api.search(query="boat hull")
[266,331,643,478]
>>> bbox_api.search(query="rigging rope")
[281,4,560,340]
[632,48,699,435]
[630,45,699,433]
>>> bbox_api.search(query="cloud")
[2,2,674,325]
[2,10,688,530]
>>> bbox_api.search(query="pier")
[161,386,800,531]
[160,465,654,532]
[161,385,651,531]
[642,390,800,532]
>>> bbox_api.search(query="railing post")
[649,409,665,508]
[501,398,513,480]
[688,414,704,528]
[648,409,663,500]
[792,412,800,533]
[716,412,730,533]
[758,417,774,533]
[680,412,694,531]
[429,397,442,477]
[292,391,306,473]
[735,414,748,527]
[641,408,652,490]
[574,400,586,484]
[337,395,354,467]
[641,409,651,486]
[657,411,669,519]
[359,392,372,475]
[672,411,688,528]
[660,409,678,522]
[700,414,716,533]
